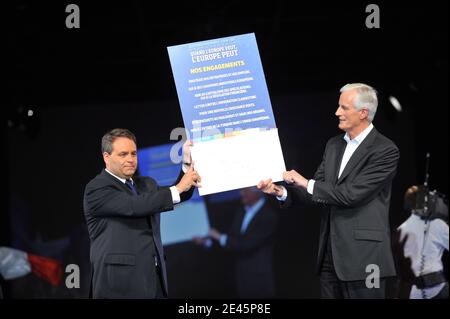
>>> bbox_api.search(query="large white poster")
[168,33,285,195]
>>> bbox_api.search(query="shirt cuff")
[183,152,191,164]
[307,179,315,195]
[219,234,228,247]
[276,186,288,201]
[170,186,181,204]
[182,163,189,173]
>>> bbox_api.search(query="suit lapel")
[332,137,347,183]
[101,169,134,195]
[336,128,377,184]
[134,178,145,195]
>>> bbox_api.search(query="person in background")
[397,185,449,299]
[195,187,279,298]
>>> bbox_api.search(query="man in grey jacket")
[258,83,400,298]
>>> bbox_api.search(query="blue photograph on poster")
[168,33,276,141]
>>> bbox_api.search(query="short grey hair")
[101,128,137,154]
[340,83,378,122]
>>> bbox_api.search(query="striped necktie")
[125,179,138,195]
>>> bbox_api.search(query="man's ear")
[103,152,110,167]
[360,108,369,120]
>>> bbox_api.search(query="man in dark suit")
[84,128,200,298]
[201,187,279,298]
[258,83,400,298]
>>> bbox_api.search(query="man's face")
[335,89,367,133]
[103,137,138,179]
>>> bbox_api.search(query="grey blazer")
[282,128,400,281]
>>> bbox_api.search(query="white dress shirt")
[277,123,374,201]
[398,214,449,299]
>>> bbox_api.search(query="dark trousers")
[432,282,449,299]
[320,234,386,299]
[155,259,167,299]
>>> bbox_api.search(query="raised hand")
[257,178,284,197]
[176,162,201,193]
[182,139,193,164]
[283,170,308,188]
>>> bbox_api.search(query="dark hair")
[101,128,137,154]
[403,186,418,212]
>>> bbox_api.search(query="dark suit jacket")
[282,128,399,281]
[224,200,279,298]
[83,168,193,298]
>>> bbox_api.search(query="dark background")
[3,1,448,298]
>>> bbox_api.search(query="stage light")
[389,95,402,112]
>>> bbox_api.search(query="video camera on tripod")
[408,153,448,221]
